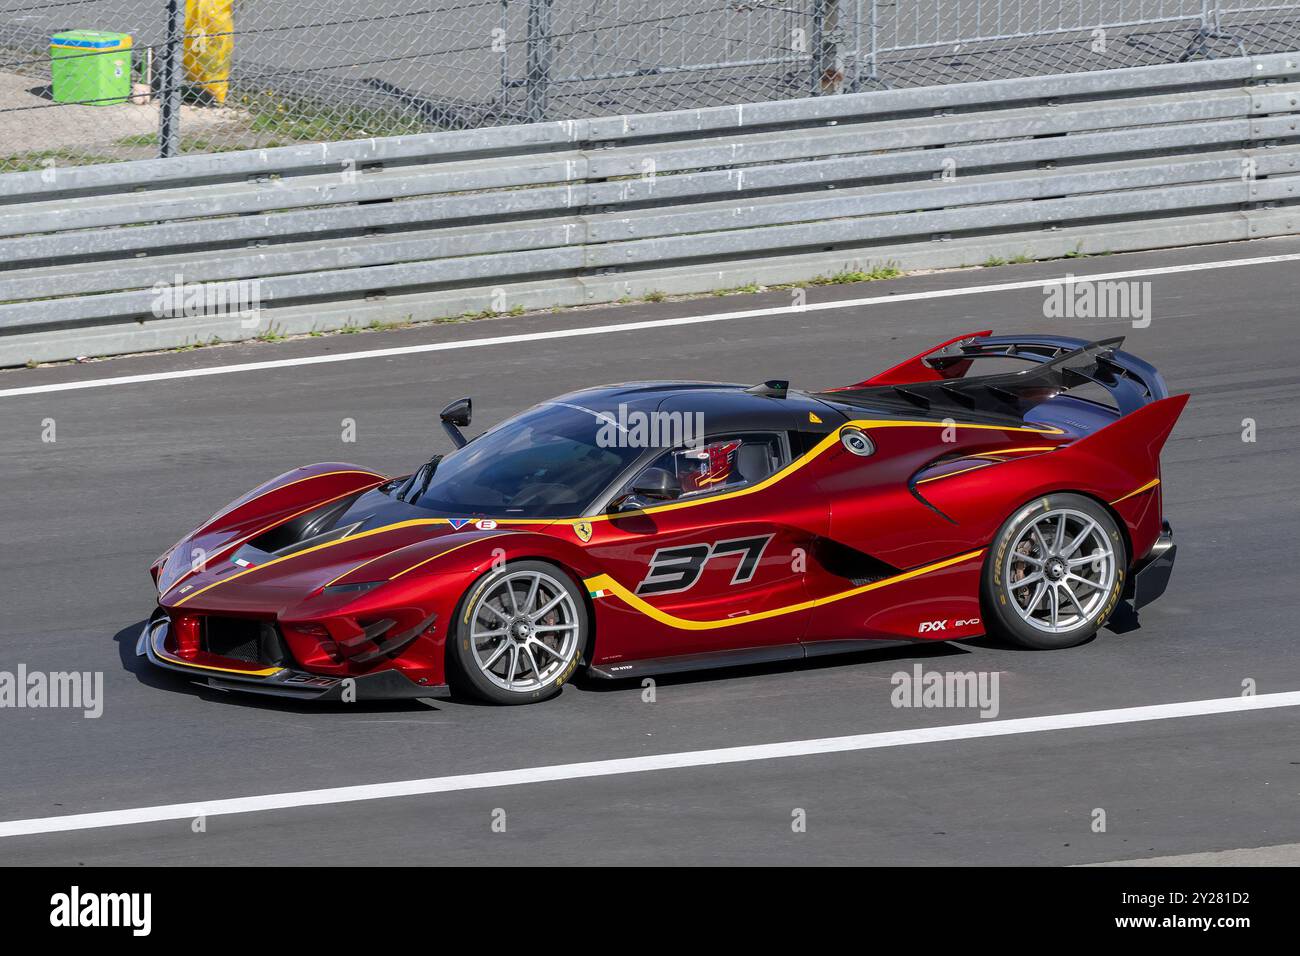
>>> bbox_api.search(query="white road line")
[1,691,1296,839]
[3,250,1299,400]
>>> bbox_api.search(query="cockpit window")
[622,432,787,501]
[409,404,644,518]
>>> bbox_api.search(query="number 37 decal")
[635,535,774,596]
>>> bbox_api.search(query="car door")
[581,431,824,662]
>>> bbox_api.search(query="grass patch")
[243,97,429,146]
[801,264,903,286]
[712,282,763,296]
[1,148,121,172]
[104,132,249,153]
[347,318,413,333]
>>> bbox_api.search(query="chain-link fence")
[3,1,1300,172]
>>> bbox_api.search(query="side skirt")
[587,638,922,681]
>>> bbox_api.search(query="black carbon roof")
[550,381,856,434]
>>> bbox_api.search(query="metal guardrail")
[1,51,1299,365]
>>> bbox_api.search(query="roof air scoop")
[745,379,789,398]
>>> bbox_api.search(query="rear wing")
[823,333,1169,420]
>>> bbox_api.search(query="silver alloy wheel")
[469,569,580,693]
[1002,507,1117,634]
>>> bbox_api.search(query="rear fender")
[917,395,1188,562]
[1061,393,1189,478]
[1054,393,1188,560]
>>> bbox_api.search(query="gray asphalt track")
[0,237,1298,865]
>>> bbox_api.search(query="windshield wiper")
[396,454,443,502]
[414,454,444,501]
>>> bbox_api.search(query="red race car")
[139,332,1185,705]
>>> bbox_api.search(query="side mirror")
[440,397,472,427]
[439,397,472,448]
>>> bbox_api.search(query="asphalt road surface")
[0,237,1297,865]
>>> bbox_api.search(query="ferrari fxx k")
[139,332,1184,705]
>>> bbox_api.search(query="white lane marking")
[3,250,1300,400]
[1,691,1296,838]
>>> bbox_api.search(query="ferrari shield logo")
[575,521,593,543]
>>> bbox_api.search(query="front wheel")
[448,561,588,705]
[982,493,1127,649]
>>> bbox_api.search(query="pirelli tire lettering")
[981,492,1129,651]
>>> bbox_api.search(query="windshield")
[408,403,645,518]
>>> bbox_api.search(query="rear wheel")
[982,493,1126,649]
[448,561,587,705]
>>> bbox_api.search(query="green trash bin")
[50,31,134,106]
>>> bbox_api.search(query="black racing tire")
[447,560,588,705]
[981,493,1127,650]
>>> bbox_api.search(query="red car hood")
[157,480,557,617]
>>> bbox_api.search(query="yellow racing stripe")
[150,625,284,677]
[915,463,991,485]
[1110,477,1161,505]
[171,517,454,607]
[162,483,385,599]
[389,536,516,580]
[574,418,1062,522]
[583,549,984,631]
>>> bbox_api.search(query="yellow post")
[183,0,234,104]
